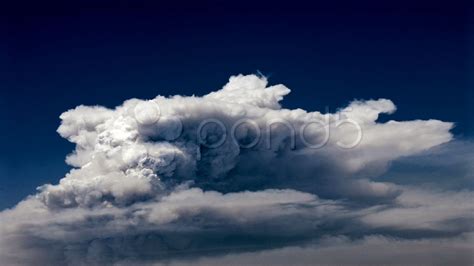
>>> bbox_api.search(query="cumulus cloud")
[1,74,471,265]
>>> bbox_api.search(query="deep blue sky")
[1,0,472,209]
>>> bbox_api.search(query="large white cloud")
[39,74,454,208]
[1,74,471,265]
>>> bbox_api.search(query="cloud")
[1,187,351,265]
[148,234,473,266]
[359,187,474,233]
[1,74,471,265]
[42,74,454,208]
[379,140,474,190]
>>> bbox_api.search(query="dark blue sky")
[1,0,472,209]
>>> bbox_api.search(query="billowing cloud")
[1,74,471,265]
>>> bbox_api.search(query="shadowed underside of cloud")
[144,234,474,266]
[1,74,472,265]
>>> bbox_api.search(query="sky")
[1,0,472,209]
[0,1,473,265]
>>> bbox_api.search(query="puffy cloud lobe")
[0,74,469,265]
[204,74,291,109]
